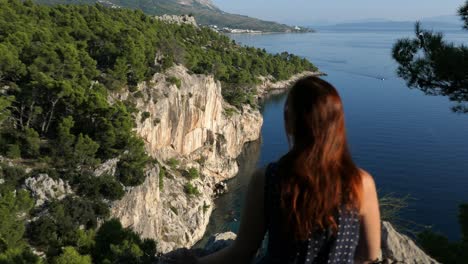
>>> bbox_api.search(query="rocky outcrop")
[24,174,73,207]
[94,158,120,177]
[199,222,439,263]
[204,232,236,254]
[110,65,263,252]
[257,71,323,100]
[382,221,439,263]
[155,15,198,27]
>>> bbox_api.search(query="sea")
[198,23,468,245]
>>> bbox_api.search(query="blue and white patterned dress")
[260,162,361,264]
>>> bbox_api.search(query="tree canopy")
[392,1,468,113]
[0,0,317,262]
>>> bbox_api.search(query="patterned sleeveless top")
[259,162,361,264]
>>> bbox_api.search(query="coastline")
[256,71,325,100]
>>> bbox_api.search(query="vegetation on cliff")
[34,0,309,33]
[0,0,316,262]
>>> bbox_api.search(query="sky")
[211,0,466,25]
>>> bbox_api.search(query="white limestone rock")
[204,232,236,254]
[382,221,439,264]
[155,15,198,27]
[94,158,119,177]
[24,174,73,207]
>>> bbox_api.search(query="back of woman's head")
[279,76,362,241]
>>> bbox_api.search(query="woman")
[169,76,381,263]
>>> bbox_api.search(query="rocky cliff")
[110,65,263,252]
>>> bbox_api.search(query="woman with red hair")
[170,76,381,263]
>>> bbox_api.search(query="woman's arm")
[355,169,381,264]
[197,168,267,264]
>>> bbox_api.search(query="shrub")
[134,91,144,99]
[21,127,41,158]
[166,158,180,170]
[77,173,125,201]
[184,182,200,196]
[52,247,92,264]
[223,107,238,118]
[167,76,182,89]
[116,137,148,187]
[153,118,161,126]
[5,144,21,159]
[93,219,157,264]
[186,167,199,180]
[159,167,165,190]
[141,111,151,123]
[0,163,27,190]
[418,203,468,263]
[196,156,206,166]
[203,201,210,213]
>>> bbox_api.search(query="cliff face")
[110,65,262,252]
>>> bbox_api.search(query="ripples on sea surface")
[199,27,468,245]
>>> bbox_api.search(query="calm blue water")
[200,28,468,244]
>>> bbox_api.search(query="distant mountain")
[34,0,307,32]
[422,14,462,24]
[313,19,463,32]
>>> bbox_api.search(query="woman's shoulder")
[357,168,378,216]
[358,168,377,192]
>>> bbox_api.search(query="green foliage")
[158,166,165,190]
[0,0,151,184]
[28,196,109,255]
[222,84,258,109]
[223,107,238,118]
[0,2,317,262]
[460,1,468,30]
[0,190,33,251]
[76,173,125,201]
[185,167,199,181]
[141,111,150,123]
[418,203,468,263]
[93,219,157,264]
[73,134,100,166]
[184,182,200,196]
[202,201,210,213]
[379,194,410,223]
[0,163,27,191]
[167,76,182,89]
[35,0,310,33]
[0,96,14,126]
[0,189,39,263]
[393,3,468,113]
[52,247,92,264]
[116,136,148,186]
[153,118,161,126]
[21,127,41,158]
[5,144,21,159]
[166,158,180,170]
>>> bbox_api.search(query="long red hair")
[278,76,363,241]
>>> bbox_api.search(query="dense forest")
[0,0,316,262]
[34,0,306,33]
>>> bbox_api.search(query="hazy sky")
[211,0,466,25]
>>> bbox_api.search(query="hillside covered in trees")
[35,0,309,33]
[0,0,316,262]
